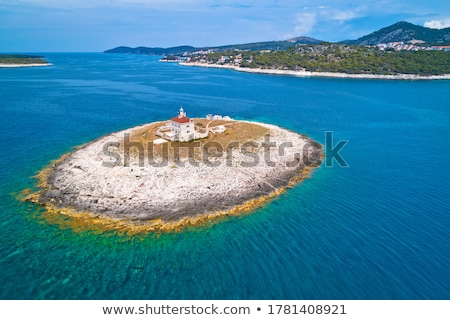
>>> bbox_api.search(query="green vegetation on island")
[190,44,450,76]
[0,54,48,65]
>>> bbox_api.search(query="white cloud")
[331,10,357,22]
[294,12,316,35]
[424,19,450,29]
[287,5,364,37]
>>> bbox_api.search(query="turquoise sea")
[0,53,449,299]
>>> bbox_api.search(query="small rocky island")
[26,108,323,233]
[0,54,51,67]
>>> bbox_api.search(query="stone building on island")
[156,107,229,142]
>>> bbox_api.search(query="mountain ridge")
[104,38,322,55]
[343,21,450,45]
[104,21,450,54]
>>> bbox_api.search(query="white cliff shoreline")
[28,120,323,231]
[0,63,52,68]
[180,62,450,80]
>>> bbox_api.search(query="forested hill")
[190,44,450,76]
[105,21,450,55]
[343,21,450,46]
[104,38,322,55]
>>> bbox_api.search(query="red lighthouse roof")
[171,116,191,124]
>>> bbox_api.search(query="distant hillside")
[190,44,450,76]
[206,38,321,51]
[344,21,450,45]
[104,37,322,55]
[105,21,450,55]
[286,36,323,44]
[104,46,197,55]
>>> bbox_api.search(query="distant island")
[104,37,322,55]
[105,21,450,79]
[0,54,51,67]
[23,108,323,233]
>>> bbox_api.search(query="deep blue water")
[0,53,448,299]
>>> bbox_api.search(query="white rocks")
[39,121,322,222]
[181,62,450,80]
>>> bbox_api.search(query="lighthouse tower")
[178,107,186,118]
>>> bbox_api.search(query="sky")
[1,0,450,52]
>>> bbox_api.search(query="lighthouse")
[170,107,194,142]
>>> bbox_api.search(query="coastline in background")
[180,62,450,80]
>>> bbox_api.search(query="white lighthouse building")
[170,107,194,142]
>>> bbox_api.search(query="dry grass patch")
[122,119,271,161]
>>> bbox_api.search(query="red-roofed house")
[170,107,194,141]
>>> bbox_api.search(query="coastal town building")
[376,41,450,52]
[431,46,450,51]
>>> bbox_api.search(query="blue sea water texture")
[0,53,448,299]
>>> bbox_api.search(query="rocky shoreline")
[0,63,52,68]
[26,120,323,232]
[180,62,450,80]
